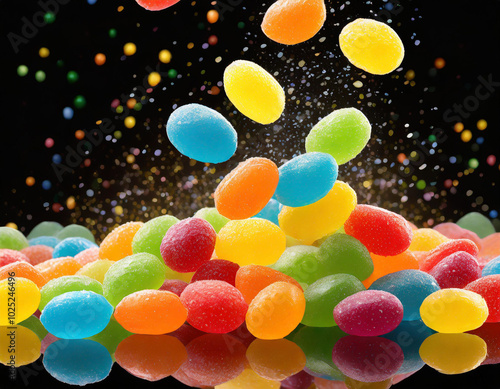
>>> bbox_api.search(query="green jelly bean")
[56,224,95,243]
[0,227,29,250]
[40,276,103,311]
[457,212,496,239]
[87,316,132,360]
[194,207,230,233]
[27,221,64,239]
[132,215,179,259]
[270,246,320,286]
[19,315,48,341]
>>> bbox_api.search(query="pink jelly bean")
[333,290,403,336]
[429,251,481,288]
[0,249,30,267]
[434,223,482,249]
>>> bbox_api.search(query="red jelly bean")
[465,275,500,323]
[420,239,479,272]
[159,279,188,296]
[180,280,248,333]
[344,205,413,256]
[0,249,30,267]
[160,218,216,273]
[469,323,500,365]
[429,251,481,289]
[191,259,240,286]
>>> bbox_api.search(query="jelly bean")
[76,259,114,283]
[216,219,286,266]
[275,152,338,207]
[479,233,500,262]
[56,224,95,243]
[362,250,419,288]
[419,333,486,374]
[0,278,40,325]
[39,275,103,311]
[132,215,181,259]
[420,289,488,333]
[29,236,60,248]
[457,212,496,238]
[115,289,187,334]
[43,339,112,385]
[409,228,449,252]
[216,368,280,389]
[334,290,403,336]
[419,239,479,272]
[183,334,247,386]
[34,257,82,281]
[0,261,47,287]
[279,181,357,245]
[19,314,49,341]
[302,274,365,327]
[369,270,439,321]
[0,228,29,251]
[215,158,279,220]
[21,245,54,265]
[235,265,302,304]
[74,247,100,266]
[41,291,113,338]
[261,0,326,45]
[167,103,237,163]
[434,223,482,248]
[160,218,216,273]
[99,221,143,261]
[165,266,194,283]
[464,275,500,323]
[270,245,320,286]
[160,279,188,296]
[305,108,371,165]
[52,237,97,259]
[103,253,166,306]
[180,280,247,333]
[0,326,41,367]
[246,282,305,339]
[281,370,314,389]
[253,199,281,226]
[345,205,413,256]
[191,259,240,286]
[246,338,306,380]
[223,60,285,124]
[115,334,187,381]
[194,207,229,233]
[469,323,500,365]
[332,336,404,382]
[482,256,500,276]
[27,221,63,239]
[339,18,404,75]
[429,251,481,288]
[87,316,132,358]
[0,249,30,267]
[136,0,181,11]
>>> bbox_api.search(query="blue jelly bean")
[253,199,281,225]
[369,270,440,321]
[275,152,338,207]
[41,291,113,339]
[43,339,112,385]
[52,237,98,258]
[166,103,237,163]
[482,256,500,276]
[29,236,60,248]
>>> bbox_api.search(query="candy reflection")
[0,325,41,367]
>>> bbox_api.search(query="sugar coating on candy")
[39,275,103,311]
[29,236,61,248]
[194,207,229,233]
[302,274,365,327]
[261,0,326,45]
[429,251,481,289]
[0,249,30,267]
[131,215,180,259]
[103,253,166,307]
[215,158,279,220]
[235,265,303,304]
[279,181,357,245]
[52,237,97,258]
[43,339,113,385]
[419,333,487,375]
[344,204,413,256]
[223,60,285,124]
[420,288,488,333]
[180,280,247,333]
[76,259,114,283]
[434,223,482,248]
[332,336,404,382]
[457,212,496,239]
[135,0,181,11]
[159,279,188,296]
[369,269,440,321]
[115,334,187,381]
[27,221,63,240]
[409,228,449,252]
[334,290,403,336]
[479,233,500,263]
[0,326,41,367]
[482,256,500,276]
[270,245,320,286]
[216,219,286,267]
[99,221,143,262]
[34,257,82,281]
[0,227,29,250]
[0,278,40,325]
[160,218,216,273]
[253,199,281,226]
[56,224,95,243]
[115,290,187,334]
[339,18,404,75]
[73,247,100,266]
[464,275,500,323]
[191,259,240,286]
[419,239,479,272]
[0,262,47,288]
[167,103,237,163]
[305,108,371,165]
[21,245,54,265]
[40,291,113,339]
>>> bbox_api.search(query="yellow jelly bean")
[339,18,404,75]
[165,266,193,283]
[420,289,488,333]
[419,333,487,374]
[278,181,357,245]
[216,368,280,389]
[0,278,40,326]
[409,228,449,252]
[223,60,285,124]
[0,326,41,367]
[216,219,286,266]
[76,260,114,283]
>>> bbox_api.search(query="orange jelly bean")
[362,250,419,288]
[34,257,82,281]
[20,245,53,266]
[0,262,47,287]
[99,222,144,261]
